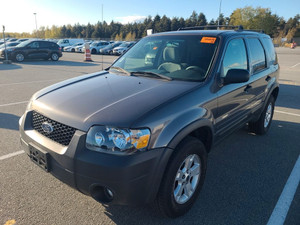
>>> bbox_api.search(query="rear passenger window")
[247,38,266,73]
[222,38,248,77]
[39,42,50,48]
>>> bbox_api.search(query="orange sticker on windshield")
[201,37,216,44]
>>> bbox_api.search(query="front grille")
[32,111,76,146]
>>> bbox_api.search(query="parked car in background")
[8,38,18,42]
[112,41,135,55]
[57,39,84,50]
[100,41,123,55]
[18,38,29,42]
[0,42,20,50]
[75,41,93,53]
[83,41,109,54]
[0,40,62,62]
[64,42,84,52]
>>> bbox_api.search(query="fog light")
[106,188,114,198]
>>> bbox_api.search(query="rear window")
[247,38,266,73]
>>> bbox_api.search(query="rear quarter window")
[262,37,277,65]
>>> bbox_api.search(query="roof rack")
[178,25,244,31]
[177,25,265,33]
[243,29,265,33]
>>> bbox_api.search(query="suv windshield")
[16,40,32,47]
[112,35,219,81]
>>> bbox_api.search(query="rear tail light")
[59,47,62,51]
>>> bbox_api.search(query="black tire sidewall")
[157,136,207,217]
[262,96,275,133]
[249,95,275,135]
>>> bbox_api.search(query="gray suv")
[19,26,279,218]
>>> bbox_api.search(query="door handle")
[265,75,271,82]
[244,85,252,92]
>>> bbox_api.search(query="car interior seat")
[158,46,182,73]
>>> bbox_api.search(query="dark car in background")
[0,40,62,62]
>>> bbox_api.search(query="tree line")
[2,6,300,44]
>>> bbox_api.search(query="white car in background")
[83,41,109,54]
[57,39,84,50]
[112,41,136,55]
[64,42,84,52]
[75,41,93,53]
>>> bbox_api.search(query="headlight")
[86,126,151,155]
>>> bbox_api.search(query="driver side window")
[28,42,39,49]
[221,38,248,77]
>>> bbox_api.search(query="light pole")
[33,13,38,37]
[217,0,222,27]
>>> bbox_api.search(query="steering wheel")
[186,66,206,73]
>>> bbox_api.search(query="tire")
[155,136,207,218]
[15,52,25,62]
[71,48,75,52]
[51,53,59,61]
[91,48,97,54]
[249,95,275,135]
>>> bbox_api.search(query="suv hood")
[32,71,198,131]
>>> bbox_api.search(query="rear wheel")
[51,53,59,61]
[155,136,207,218]
[91,48,97,54]
[249,95,275,135]
[15,53,25,62]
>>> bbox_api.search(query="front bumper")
[19,111,172,205]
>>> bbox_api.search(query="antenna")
[101,4,104,71]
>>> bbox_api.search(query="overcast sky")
[1,0,299,33]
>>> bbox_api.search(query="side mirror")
[224,69,250,84]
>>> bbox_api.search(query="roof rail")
[243,29,265,33]
[178,25,244,31]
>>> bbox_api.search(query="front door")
[215,38,254,137]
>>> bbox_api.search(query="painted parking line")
[274,110,300,117]
[267,155,300,225]
[0,101,28,107]
[0,150,24,161]
[0,78,64,87]
[289,62,300,68]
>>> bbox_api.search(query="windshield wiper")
[109,66,131,76]
[131,71,172,81]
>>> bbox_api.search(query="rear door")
[38,41,51,59]
[244,37,269,114]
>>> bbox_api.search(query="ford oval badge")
[41,122,54,134]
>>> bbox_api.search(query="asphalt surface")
[0,49,299,225]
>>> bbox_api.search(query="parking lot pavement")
[0,49,299,225]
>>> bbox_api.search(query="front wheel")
[51,53,59,61]
[249,95,275,135]
[15,53,25,62]
[155,136,207,218]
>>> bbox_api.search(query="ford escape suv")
[19,26,279,218]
